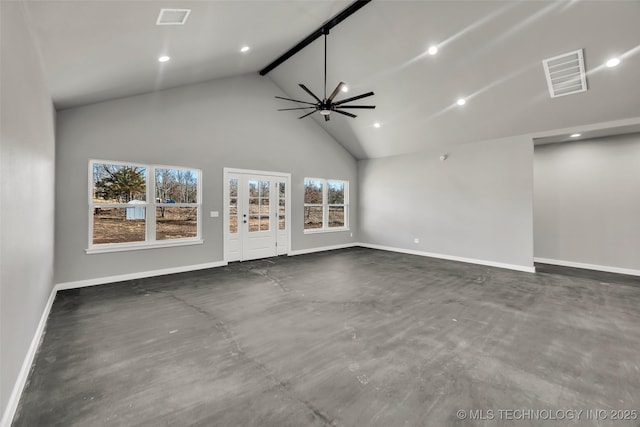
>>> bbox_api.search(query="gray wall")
[0,2,56,419]
[55,74,357,284]
[359,136,534,269]
[534,133,640,271]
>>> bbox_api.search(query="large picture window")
[304,178,349,232]
[89,160,201,253]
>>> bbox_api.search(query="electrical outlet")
[350,232,353,238]
[414,238,419,244]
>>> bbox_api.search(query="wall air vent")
[156,9,191,25]
[542,49,587,98]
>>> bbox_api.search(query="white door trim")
[223,168,291,262]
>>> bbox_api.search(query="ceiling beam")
[259,0,372,76]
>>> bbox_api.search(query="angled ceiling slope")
[268,1,640,159]
[22,1,640,160]
[23,0,351,109]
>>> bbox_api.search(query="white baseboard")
[288,243,359,257]
[360,243,536,273]
[3,245,539,425]
[534,257,640,277]
[2,259,230,426]
[1,286,57,427]
[56,260,228,291]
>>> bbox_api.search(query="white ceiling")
[23,0,640,159]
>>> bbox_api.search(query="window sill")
[86,239,203,254]
[304,227,350,235]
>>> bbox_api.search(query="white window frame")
[87,160,203,254]
[303,177,349,234]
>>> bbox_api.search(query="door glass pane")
[304,206,323,229]
[260,181,269,198]
[249,181,259,197]
[328,206,345,228]
[229,179,238,234]
[230,215,238,233]
[279,199,285,230]
[260,216,270,231]
[279,182,285,198]
[93,207,146,244]
[229,178,238,197]
[248,216,260,232]
[156,207,197,240]
[249,198,260,214]
[260,197,270,214]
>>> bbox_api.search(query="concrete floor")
[13,248,640,426]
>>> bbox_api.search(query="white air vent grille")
[543,49,587,98]
[156,9,191,25]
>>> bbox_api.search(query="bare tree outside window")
[89,161,201,248]
[304,179,323,229]
[304,178,348,231]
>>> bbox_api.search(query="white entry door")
[224,169,290,262]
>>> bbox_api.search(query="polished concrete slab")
[13,248,640,426]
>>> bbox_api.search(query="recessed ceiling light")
[428,45,438,55]
[373,122,381,128]
[570,133,581,138]
[341,85,349,93]
[456,98,466,106]
[606,57,620,68]
[240,46,250,53]
[158,55,170,63]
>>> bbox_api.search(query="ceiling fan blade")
[333,110,357,118]
[299,84,322,103]
[333,91,375,106]
[328,82,346,102]
[335,105,376,109]
[278,107,316,111]
[298,110,317,119]
[325,114,330,122]
[275,96,316,106]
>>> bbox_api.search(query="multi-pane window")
[304,178,349,232]
[89,160,201,251]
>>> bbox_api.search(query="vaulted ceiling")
[23,0,640,159]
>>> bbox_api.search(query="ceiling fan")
[275,28,375,121]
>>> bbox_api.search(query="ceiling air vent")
[156,9,191,25]
[542,49,587,98]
